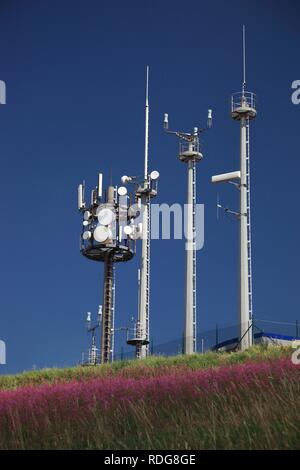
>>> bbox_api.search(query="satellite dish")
[118,186,127,196]
[124,225,133,235]
[150,170,160,181]
[94,225,110,243]
[121,175,132,185]
[83,220,89,227]
[83,230,92,240]
[97,207,115,226]
[83,210,91,221]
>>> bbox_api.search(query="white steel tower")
[137,65,151,358]
[164,111,212,354]
[212,26,257,350]
[123,67,159,358]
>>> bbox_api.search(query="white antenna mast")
[242,25,246,95]
[125,66,159,359]
[212,26,257,351]
[137,65,151,358]
[144,65,149,179]
[164,111,212,355]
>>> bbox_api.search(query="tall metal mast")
[124,67,159,358]
[164,111,212,354]
[212,26,256,351]
[136,66,151,358]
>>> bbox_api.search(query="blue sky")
[0,0,299,373]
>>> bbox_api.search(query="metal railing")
[231,91,257,112]
[80,318,299,364]
[81,348,101,366]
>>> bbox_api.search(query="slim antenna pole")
[242,25,246,95]
[144,66,149,180]
[137,65,151,359]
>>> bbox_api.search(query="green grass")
[0,346,299,449]
[0,344,292,390]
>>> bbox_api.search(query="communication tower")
[78,173,136,363]
[212,26,257,350]
[164,109,212,354]
[122,67,159,359]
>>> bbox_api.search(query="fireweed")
[0,358,299,449]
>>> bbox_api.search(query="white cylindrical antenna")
[86,312,91,323]
[242,24,246,94]
[144,65,149,180]
[118,224,123,242]
[164,113,169,130]
[207,109,212,128]
[98,173,103,198]
[98,305,102,324]
[78,183,85,210]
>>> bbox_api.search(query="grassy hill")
[0,345,299,450]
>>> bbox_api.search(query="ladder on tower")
[245,119,253,325]
[144,194,151,355]
[110,263,116,362]
[192,161,197,352]
[101,254,115,363]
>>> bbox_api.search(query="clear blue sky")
[0,0,299,373]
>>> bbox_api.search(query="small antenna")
[217,194,220,220]
[144,65,149,180]
[242,25,246,95]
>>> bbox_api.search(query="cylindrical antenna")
[207,109,212,129]
[98,305,102,325]
[86,311,91,328]
[164,113,169,130]
[144,65,149,180]
[78,183,85,210]
[107,186,114,204]
[242,25,246,94]
[98,173,103,198]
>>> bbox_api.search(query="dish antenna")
[78,170,136,363]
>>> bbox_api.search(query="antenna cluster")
[78,26,258,363]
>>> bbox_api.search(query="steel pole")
[137,192,149,358]
[240,117,252,350]
[184,159,194,354]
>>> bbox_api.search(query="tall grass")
[0,345,292,391]
[0,356,299,449]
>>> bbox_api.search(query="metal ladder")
[101,254,114,363]
[245,119,253,324]
[192,161,197,352]
[110,264,116,362]
[144,194,151,355]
